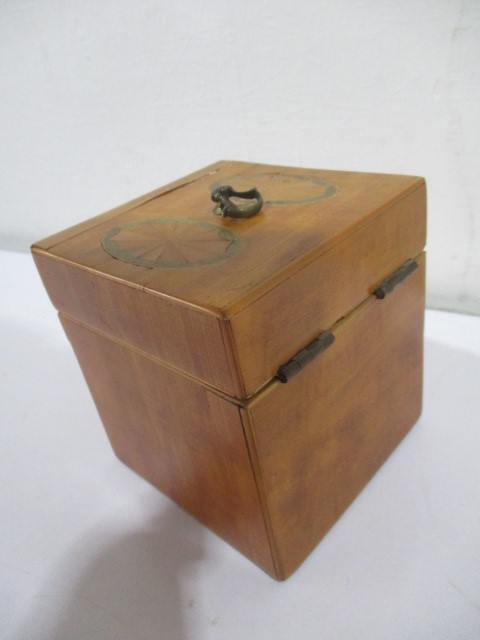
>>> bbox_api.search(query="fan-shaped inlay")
[101,217,243,269]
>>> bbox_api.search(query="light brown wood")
[34,160,233,251]
[55,252,425,580]
[60,312,278,578]
[32,160,427,579]
[33,250,241,396]
[32,160,425,398]
[230,183,426,395]
[33,161,423,312]
[242,253,425,578]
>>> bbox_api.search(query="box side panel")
[60,314,276,578]
[245,253,425,579]
[231,182,426,397]
[33,252,241,397]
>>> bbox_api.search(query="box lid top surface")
[34,160,424,316]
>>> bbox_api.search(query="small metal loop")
[211,185,263,219]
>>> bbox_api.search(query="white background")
[1,0,479,314]
[2,3,480,636]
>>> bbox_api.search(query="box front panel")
[242,254,425,579]
[60,315,276,578]
[33,252,241,397]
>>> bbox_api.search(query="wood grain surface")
[60,313,277,578]
[56,253,425,580]
[33,251,242,397]
[33,161,423,312]
[230,183,426,395]
[32,161,427,579]
[32,160,426,398]
[241,253,426,578]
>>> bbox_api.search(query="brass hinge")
[373,259,418,299]
[276,258,419,384]
[276,331,335,383]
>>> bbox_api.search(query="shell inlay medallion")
[213,172,338,205]
[101,217,243,269]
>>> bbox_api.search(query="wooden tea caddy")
[32,161,426,580]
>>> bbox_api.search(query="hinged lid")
[32,160,426,399]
